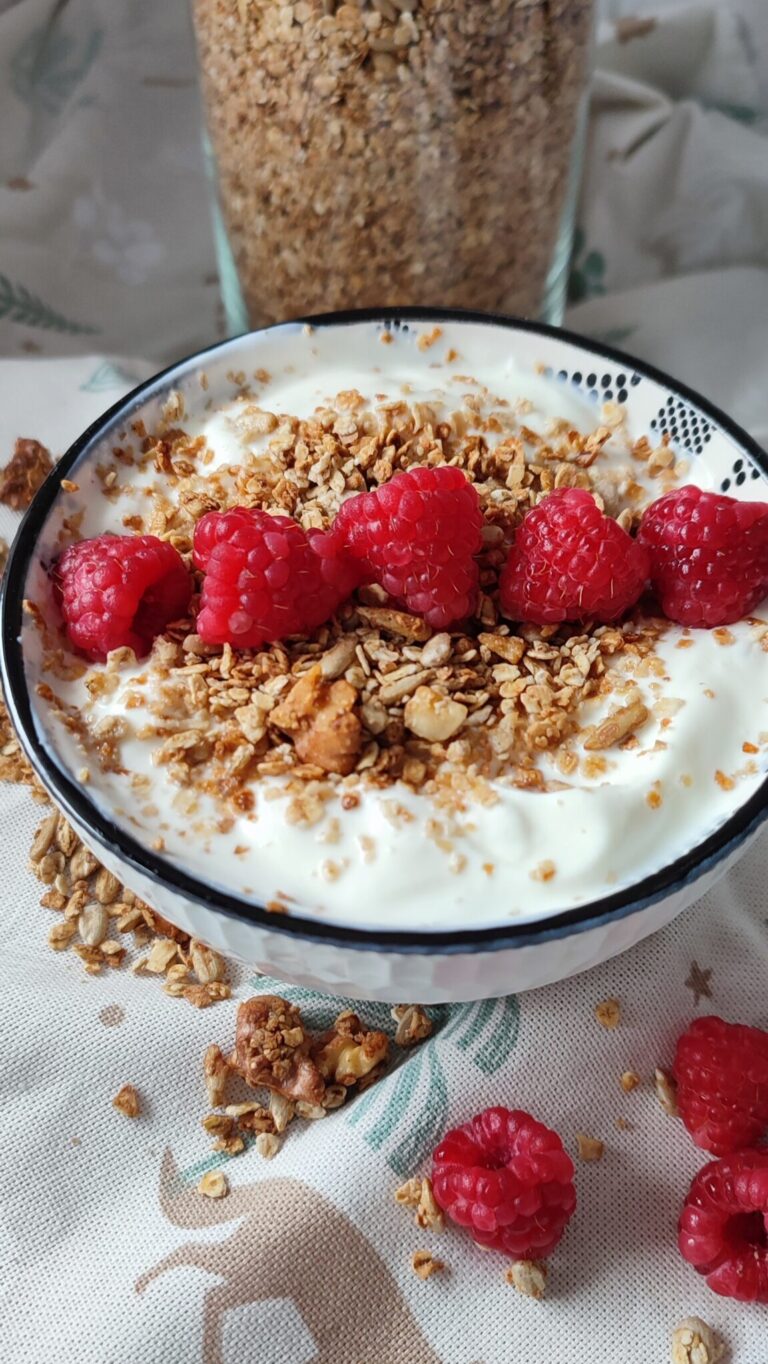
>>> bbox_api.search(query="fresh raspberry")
[679,1149,768,1302]
[637,485,768,627]
[431,1105,576,1258]
[193,506,360,648]
[54,533,191,662]
[499,488,650,625]
[334,466,483,629]
[673,1015,768,1156]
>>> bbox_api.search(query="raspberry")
[193,506,360,648]
[679,1149,768,1302]
[431,1105,576,1258]
[54,533,191,662]
[334,466,483,628]
[637,485,768,627]
[499,488,649,625]
[673,1015,768,1156]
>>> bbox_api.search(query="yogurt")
[26,331,768,933]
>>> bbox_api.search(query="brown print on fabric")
[135,1150,442,1364]
[685,961,713,1007]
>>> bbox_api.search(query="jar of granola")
[192,0,594,331]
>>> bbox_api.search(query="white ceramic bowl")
[3,309,768,1003]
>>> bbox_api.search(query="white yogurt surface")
[25,326,768,932]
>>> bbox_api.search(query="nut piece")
[575,1132,604,1162]
[270,664,362,775]
[30,810,59,862]
[190,940,226,984]
[198,1170,229,1199]
[312,1009,389,1087]
[78,903,109,947]
[202,1113,245,1156]
[203,1044,230,1108]
[319,636,359,679]
[655,1068,679,1117]
[144,937,179,974]
[411,1250,445,1281]
[420,633,452,666]
[356,606,431,642]
[294,1100,327,1121]
[620,1070,641,1093]
[112,1084,141,1118]
[255,1131,281,1160]
[48,920,77,951]
[416,1176,444,1232]
[69,844,100,882]
[391,1004,433,1048]
[321,1083,348,1110]
[394,1177,423,1209]
[93,867,121,905]
[595,998,621,1030]
[670,1317,724,1364]
[583,700,649,751]
[478,632,525,664]
[269,1091,296,1133]
[233,995,325,1104]
[505,1259,547,1300]
[404,686,468,742]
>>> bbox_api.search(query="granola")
[200,993,403,1157]
[505,1259,547,1300]
[670,1318,724,1364]
[192,0,593,325]
[0,437,52,510]
[27,807,231,998]
[233,995,325,1102]
[112,1083,141,1118]
[411,1249,444,1281]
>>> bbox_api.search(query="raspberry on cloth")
[673,1015,768,1156]
[431,1105,576,1258]
[679,1149,768,1303]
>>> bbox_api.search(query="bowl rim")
[3,304,768,956]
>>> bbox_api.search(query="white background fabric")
[1,2,768,1361]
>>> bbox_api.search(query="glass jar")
[192,0,594,333]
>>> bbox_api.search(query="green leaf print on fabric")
[0,274,99,335]
[347,996,521,1172]
[440,996,520,1075]
[387,1046,449,1178]
[362,1049,425,1150]
[80,361,143,393]
[568,227,607,304]
[10,25,103,116]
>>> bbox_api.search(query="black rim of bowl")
[3,306,768,956]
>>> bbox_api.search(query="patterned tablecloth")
[1,2,768,1361]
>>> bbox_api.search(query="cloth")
[1,2,768,1361]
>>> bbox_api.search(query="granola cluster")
[0,437,52,510]
[37,379,685,839]
[200,993,410,1159]
[192,0,593,324]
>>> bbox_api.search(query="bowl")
[3,308,768,1003]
